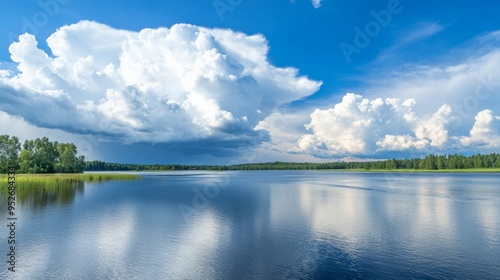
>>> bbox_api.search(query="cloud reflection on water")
[1,172,499,279]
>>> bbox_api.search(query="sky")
[0,0,499,164]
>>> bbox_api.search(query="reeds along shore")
[0,173,140,189]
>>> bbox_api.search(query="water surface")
[1,171,499,279]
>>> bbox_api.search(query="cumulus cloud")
[364,31,500,135]
[0,21,321,151]
[460,110,500,148]
[375,104,453,152]
[272,30,500,159]
[253,31,500,160]
[413,104,453,147]
[288,93,500,158]
[3,21,500,161]
[376,135,428,152]
[290,93,420,157]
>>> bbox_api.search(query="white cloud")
[414,104,452,147]
[290,93,422,157]
[460,110,500,148]
[400,22,445,45]
[364,32,500,131]
[376,135,428,151]
[0,21,321,149]
[375,104,453,152]
[253,31,500,159]
[3,21,500,161]
[311,0,322,9]
[288,93,500,158]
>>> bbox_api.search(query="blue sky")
[1,0,500,164]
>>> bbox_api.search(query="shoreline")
[0,173,140,189]
[3,169,500,176]
[90,168,500,173]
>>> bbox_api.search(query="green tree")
[34,137,58,173]
[18,148,34,173]
[424,154,437,170]
[386,158,397,170]
[55,143,85,173]
[0,135,21,172]
[473,155,484,168]
[436,155,446,170]
[19,137,58,173]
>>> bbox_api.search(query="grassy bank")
[0,173,140,189]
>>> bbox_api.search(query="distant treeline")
[0,135,85,174]
[85,153,500,171]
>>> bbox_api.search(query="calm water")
[1,171,499,279]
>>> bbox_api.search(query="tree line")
[0,135,85,174]
[363,153,500,170]
[85,153,500,171]
[3,133,499,173]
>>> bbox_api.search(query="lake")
[1,171,499,279]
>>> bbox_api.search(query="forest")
[0,135,85,174]
[2,134,500,173]
[85,153,500,171]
